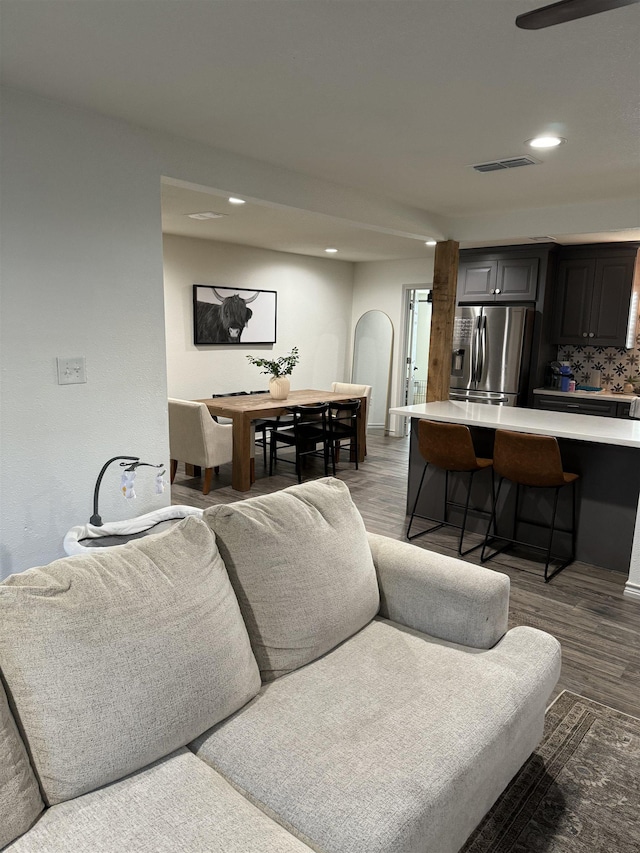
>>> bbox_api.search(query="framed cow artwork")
[193,285,277,345]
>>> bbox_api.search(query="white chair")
[331,382,372,427]
[331,382,372,456]
[168,399,233,495]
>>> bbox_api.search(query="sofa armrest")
[367,533,509,649]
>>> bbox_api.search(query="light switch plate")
[57,356,87,385]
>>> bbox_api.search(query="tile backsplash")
[558,337,640,392]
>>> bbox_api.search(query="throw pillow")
[204,477,380,680]
[0,678,43,848]
[0,517,261,805]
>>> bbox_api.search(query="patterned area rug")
[462,691,640,852]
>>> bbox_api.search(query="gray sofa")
[0,478,560,853]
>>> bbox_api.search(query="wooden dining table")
[195,389,367,492]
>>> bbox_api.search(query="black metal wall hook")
[90,456,163,526]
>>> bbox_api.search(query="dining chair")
[331,382,371,454]
[168,399,233,494]
[269,403,333,483]
[328,399,361,470]
[248,390,292,468]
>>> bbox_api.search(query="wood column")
[426,240,459,403]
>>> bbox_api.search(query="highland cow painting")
[193,285,277,345]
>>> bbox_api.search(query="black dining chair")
[210,391,248,423]
[248,390,289,468]
[328,399,361,470]
[269,403,333,483]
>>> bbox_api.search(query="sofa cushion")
[192,619,561,853]
[4,748,313,853]
[204,477,380,680]
[0,679,44,849]
[0,517,261,805]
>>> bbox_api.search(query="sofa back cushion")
[204,478,380,681]
[0,517,261,805]
[0,679,44,848]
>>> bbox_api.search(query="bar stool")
[481,430,579,582]
[406,420,493,556]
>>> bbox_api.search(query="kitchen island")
[390,401,640,598]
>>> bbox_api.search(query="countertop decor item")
[247,346,299,400]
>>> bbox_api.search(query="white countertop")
[389,401,640,448]
[533,387,637,403]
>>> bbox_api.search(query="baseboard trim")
[623,580,640,601]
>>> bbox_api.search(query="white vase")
[269,376,290,400]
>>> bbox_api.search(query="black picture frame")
[193,284,277,345]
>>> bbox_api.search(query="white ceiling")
[2,0,640,260]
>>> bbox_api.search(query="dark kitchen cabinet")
[617,401,633,418]
[458,255,539,303]
[553,249,638,347]
[534,394,635,419]
[533,394,618,417]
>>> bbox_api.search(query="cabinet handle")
[495,289,501,294]
[567,404,580,408]
[582,332,588,337]
[589,332,595,338]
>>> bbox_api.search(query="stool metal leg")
[481,476,513,563]
[543,487,561,581]
[544,480,576,583]
[457,470,484,557]
[408,463,490,555]
[407,463,446,541]
[483,476,576,581]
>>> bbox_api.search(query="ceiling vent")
[471,155,540,173]
[186,211,227,220]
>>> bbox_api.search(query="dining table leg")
[232,413,253,491]
[357,398,367,462]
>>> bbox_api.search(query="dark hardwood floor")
[171,434,640,718]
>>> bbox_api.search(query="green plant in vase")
[247,347,299,399]
[631,373,640,395]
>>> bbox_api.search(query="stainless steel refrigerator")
[450,305,533,406]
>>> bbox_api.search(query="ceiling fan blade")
[516,0,640,29]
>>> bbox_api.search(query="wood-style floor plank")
[171,434,640,718]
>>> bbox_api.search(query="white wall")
[163,235,353,398]
[2,86,432,577]
[0,90,169,577]
[352,258,434,434]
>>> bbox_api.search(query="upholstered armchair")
[331,382,372,455]
[168,399,233,494]
[331,382,372,427]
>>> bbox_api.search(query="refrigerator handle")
[470,317,480,382]
[477,315,487,382]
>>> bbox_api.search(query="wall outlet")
[57,356,87,385]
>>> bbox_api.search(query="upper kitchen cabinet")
[553,246,639,347]
[457,253,539,303]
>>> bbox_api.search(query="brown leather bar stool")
[406,420,493,556]
[481,429,579,582]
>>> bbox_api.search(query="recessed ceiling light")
[526,136,566,149]
[425,240,437,246]
[228,197,246,205]
[186,211,226,220]
[325,248,338,253]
